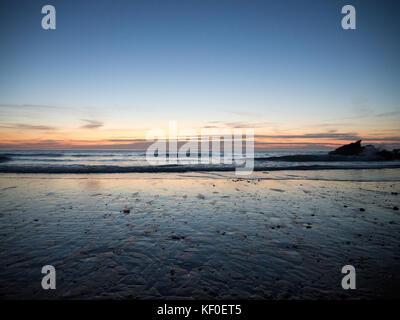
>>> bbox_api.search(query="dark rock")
[329,140,399,160]
[360,208,365,212]
[377,150,396,160]
[329,140,363,156]
[394,207,399,211]
[123,208,130,214]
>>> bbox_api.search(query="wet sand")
[0,169,399,299]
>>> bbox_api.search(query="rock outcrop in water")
[329,140,363,156]
[329,140,400,160]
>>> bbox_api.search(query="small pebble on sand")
[169,233,185,240]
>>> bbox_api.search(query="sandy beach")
[0,169,399,299]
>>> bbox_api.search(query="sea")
[0,149,400,173]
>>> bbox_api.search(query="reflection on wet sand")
[0,170,399,299]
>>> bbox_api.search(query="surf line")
[146,120,255,175]
[157,304,191,318]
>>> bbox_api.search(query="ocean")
[1,149,400,174]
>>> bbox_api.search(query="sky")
[0,0,399,150]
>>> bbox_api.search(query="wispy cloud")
[254,132,400,142]
[206,121,275,128]
[327,110,400,122]
[0,123,57,130]
[374,111,400,118]
[0,139,150,150]
[107,139,147,142]
[80,119,103,129]
[255,132,361,140]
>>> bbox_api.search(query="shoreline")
[1,164,400,174]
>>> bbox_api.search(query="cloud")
[0,139,151,150]
[374,111,400,118]
[80,119,103,129]
[107,139,148,142]
[0,140,65,149]
[253,132,400,142]
[327,110,400,122]
[363,137,400,142]
[0,123,57,130]
[224,122,275,128]
[255,132,361,140]
[254,142,336,150]
[206,121,275,128]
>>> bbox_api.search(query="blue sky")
[0,0,399,149]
